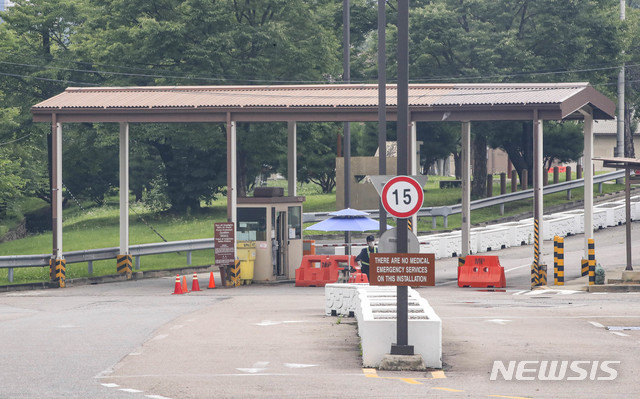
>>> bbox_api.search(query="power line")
[0,132,37,146]
[1,49,638,86]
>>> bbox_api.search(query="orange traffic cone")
[207,271,216,289]
[172,275,184,295]
[181,275,189,293]
[192,273,201,291]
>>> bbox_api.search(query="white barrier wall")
[354,286,442,369]
[332,197,636,260]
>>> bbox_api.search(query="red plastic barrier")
[295,255,357,287]
[457,255,506,288]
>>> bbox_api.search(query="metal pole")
[461,122,471,256]
[617,0,625,159]
[52,115,63,260]
[119,122,129,256]
[533,110,544,273]
[626,166,633,270]
[378,0,387,234]
[584,113,594,260]
[390,0,412,356]
[343,0,352,254]
[288,121,297,197]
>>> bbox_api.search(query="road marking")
[237,361,269,373]
[119,388,143,393]
[361,368,446,384]
[101,383,119,388]
[505,265,531,273]
[432,387,464,392]
[512,290,528,296]
[150,334,168,341]
[488,395,532,399]
[431,370,446,379]
[146,395,173,399]
[610,331,630,337]
[255,320,306,326]
[284,363,317,369]
[487,319,512,325]
[589,321,605,328]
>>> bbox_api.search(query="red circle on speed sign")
[381,176,424,218]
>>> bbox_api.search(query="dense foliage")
[0,0,638,221]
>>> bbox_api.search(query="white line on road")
[486,319,512,325]
[150,334,168,341]
[284,363,317,369]
[505,264,531,273]
[101,383,119,388]
[146,395,173,399]
[610,331,630,337]
[119,388,143,393]
[589,321,605,328]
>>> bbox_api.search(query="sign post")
[214,223,235,284]
[378,175,427,356]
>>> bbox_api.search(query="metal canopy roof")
[31,82,615,123]
[594,156,640,169]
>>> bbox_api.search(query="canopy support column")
[51,115,65,287]
[226,113,237,225]
[533,110,544,283]
[461,121,471,257]
[117,122,132,278]
[583,111,594,259]
[288,121,297,197]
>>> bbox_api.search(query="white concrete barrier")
[472,226,510,252]
[325,282,368,317]
[542,214,579,240]
[354,286,442,369]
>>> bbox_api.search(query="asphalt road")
[0,222,638,399]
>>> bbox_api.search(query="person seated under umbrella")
[355,235,377,278]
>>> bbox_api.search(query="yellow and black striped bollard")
[50,258,66,288]
[531,219,540,288]
[581,259,589,277]
[588,239,596,286]
[230,260,241,287]
[554,236,564,286]
[117,254,133,279]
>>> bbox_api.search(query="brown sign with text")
[369,253,435,286]
[214,222,235,266]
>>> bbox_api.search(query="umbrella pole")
[344,231,351,256]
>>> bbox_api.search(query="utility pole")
[343,0,351,253]
[378,0,387,234]
[617,0,625,159]
[390,0,413,356]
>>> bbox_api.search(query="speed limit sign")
[381,176,424,218]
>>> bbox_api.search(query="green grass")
[0,177,626,285]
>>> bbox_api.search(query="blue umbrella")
[305,208,392,232]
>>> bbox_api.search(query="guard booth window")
[237,208,267,241]
[288,206,301,239]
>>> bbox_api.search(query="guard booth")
[236,187,305,282]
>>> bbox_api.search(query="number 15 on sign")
[381,176,424,219]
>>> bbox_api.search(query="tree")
[415,122,459,174]
[296,123,342,193]
[74,0,341,208]
[406,0,625,196]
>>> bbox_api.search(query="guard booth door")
[273,210,288,277]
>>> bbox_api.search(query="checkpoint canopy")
[31,83,615,270]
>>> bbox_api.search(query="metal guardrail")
[0,238,215,283]
[0,170,627,282]
[303,170,626,223]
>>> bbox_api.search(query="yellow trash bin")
[236,241,256,283]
